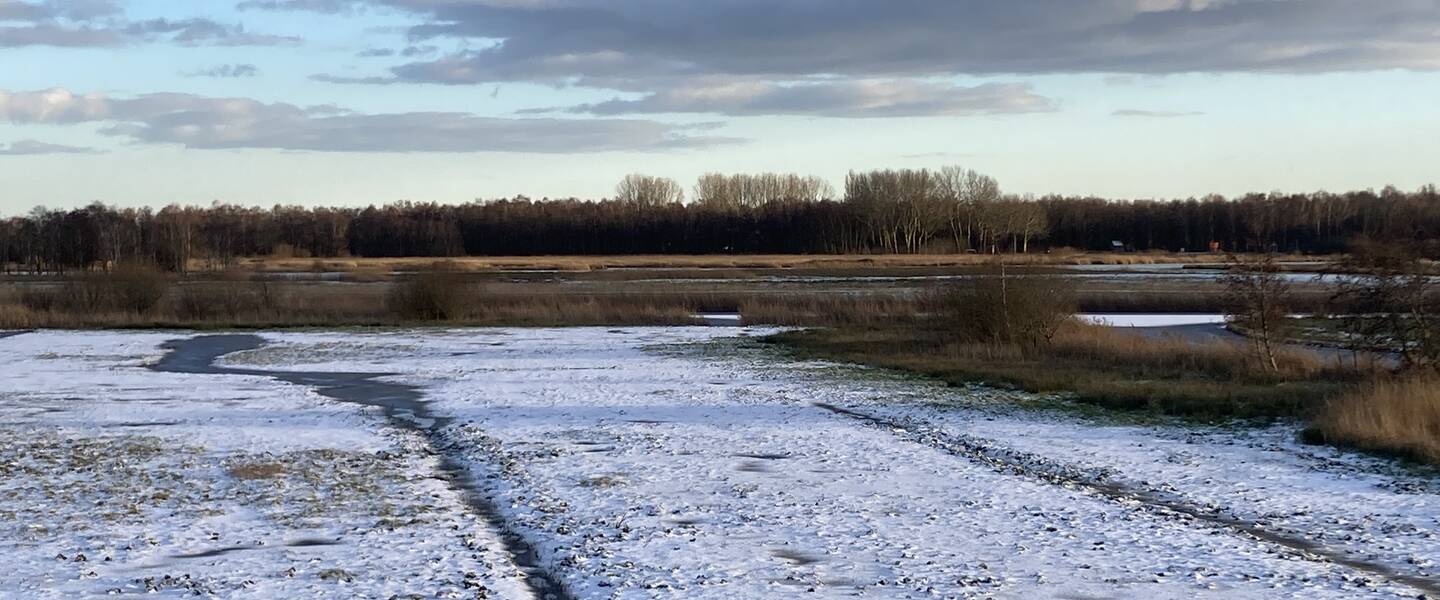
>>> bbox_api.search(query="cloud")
[0,139,102,155]
[534,80,1056,118]
[0,1,294,47]
[122,18,299,46]
[1113,109,1205,118]
[282,0,1440,88]
[236,0,361,13]
[0,88,737,153]
[187,64,261,78]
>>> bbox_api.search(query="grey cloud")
[123,18,299,46]
[1113,109,1205,118]
[539,80,1056,118]
[187,63,261,78]
[288,0,1440,87]
[236,0,363,13]
[0,139,102,155]
[0,88,737,153]
[0,1,293,47]
[0,23,121,47]
[0,0,121,22]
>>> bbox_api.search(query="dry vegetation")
[231,251,1235,274]
[1308,378,1440,464]
[771,320,1357,420]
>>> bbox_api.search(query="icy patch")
[1080,313,1227,327]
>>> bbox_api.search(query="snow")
[0,331,530,599]
[3,327,1438,599]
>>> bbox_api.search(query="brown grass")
[769,320,1359,420]
[228,462,286,480]
[738,295,923,327]
[231,252,1259,274]
[1308,377,1440,464]
[0,279,738,328]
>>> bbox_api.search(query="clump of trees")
[693,173,833,210]
[4,173,1440,273]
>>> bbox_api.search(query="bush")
[387,270,471,321]
[18,285,58,312]
[171,270,284,322]
[62,264,170,314]
[936,265,1075,349]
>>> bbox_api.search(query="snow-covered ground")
[3,328,1438,599]
[0,331,530,599]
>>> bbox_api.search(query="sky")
[1,0,1439,213]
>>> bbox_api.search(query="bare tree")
[936,166,1000,253]
[694,172,833,210]
[615,174,684,208]
[1221,254,1293,372]
[1330,240,1440,373]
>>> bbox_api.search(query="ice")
[1079,313,1228,327]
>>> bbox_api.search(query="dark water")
[151,334,575,600]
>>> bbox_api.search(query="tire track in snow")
[152,334,576,600]
[812,401,1440,597]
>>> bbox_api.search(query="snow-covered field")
[2,328,1437,599]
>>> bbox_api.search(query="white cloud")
[535,80,1057,118]
[0,88,737,153]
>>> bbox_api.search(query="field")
[0,255,1343,329]
[226,252,1246,273]
[3,328,1437,598]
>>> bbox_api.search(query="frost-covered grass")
[5,327,1438,599]
[233,327,1435,598]
[0,331,529,599]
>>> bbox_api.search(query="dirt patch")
[228,462,285,480]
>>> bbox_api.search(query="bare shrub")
[1309,377,1440,464]
[171,272,278,322]
[937,264,1075,349]
[18,286,59,312]
[387,270,471,321]
[61,264,170,314]
[1329,240,1440,373]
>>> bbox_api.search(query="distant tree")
[615,174,684,208]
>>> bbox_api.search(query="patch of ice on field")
[1080,313,1227,327]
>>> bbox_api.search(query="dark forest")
[5,169,1438,272]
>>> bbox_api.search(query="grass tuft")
[1307,377,1440,464]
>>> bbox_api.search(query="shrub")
[936,264,1076,349]
[387,270,471,321]
[62,264,170,314]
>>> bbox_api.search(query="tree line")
[3,169,1438,272]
